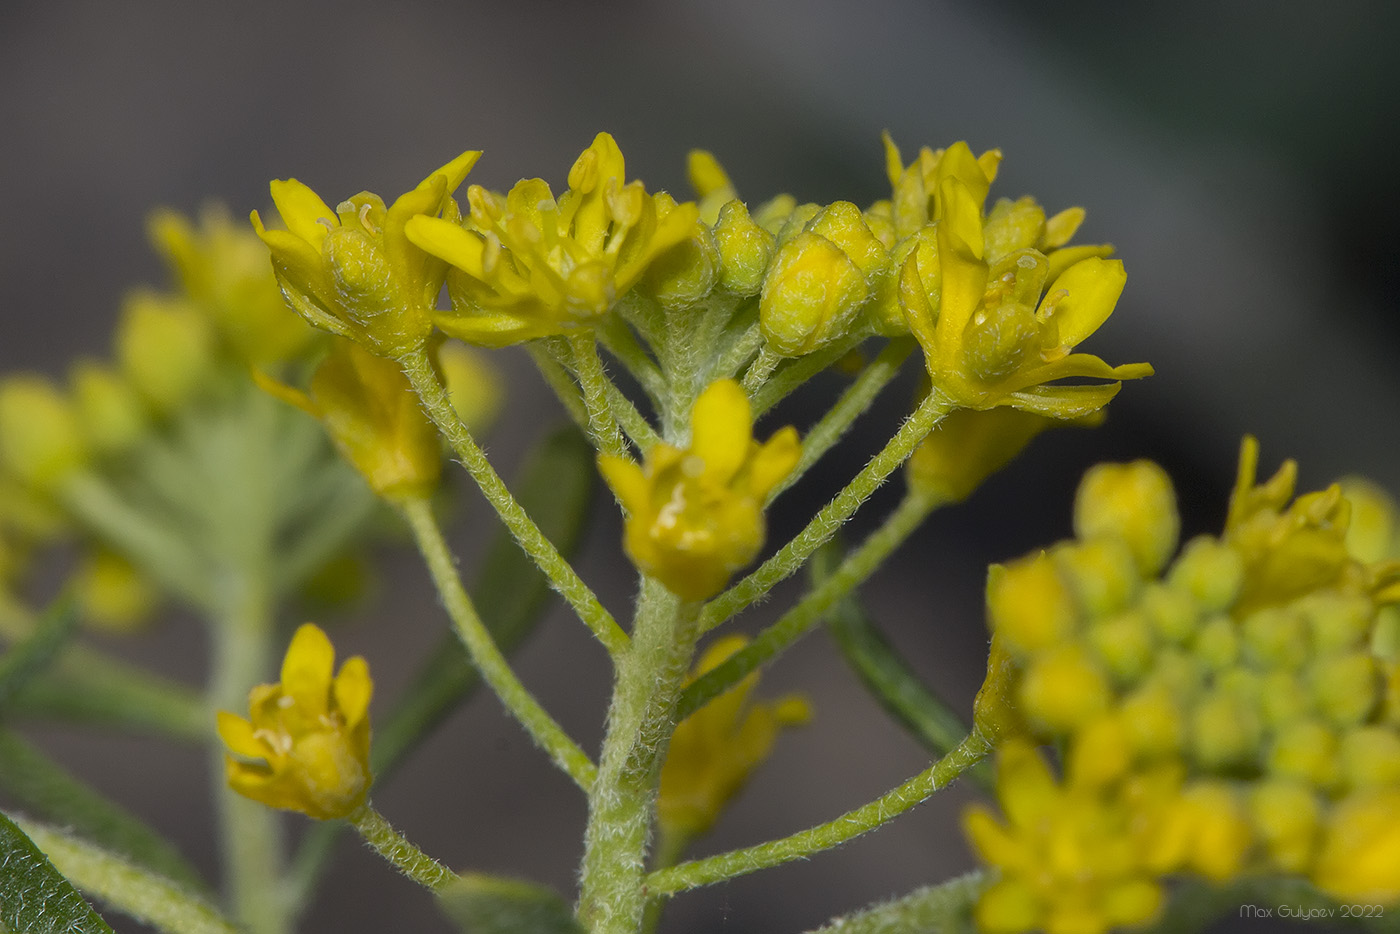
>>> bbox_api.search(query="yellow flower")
[217,623,372,820]
[256,338,442,501]
[597,379,800,601]
[880,134,1002,241]
[115,290,217,414]
[0,374,88,490]
[905,406,1059,504]
[149,204,317,365]
[1224,436,1358,614]
[963,741,1164,934]
[72,549,159,634]
[899,174,1150,419]
[657,635,811,838]
[252,150,480,357]
[405,133,699,347]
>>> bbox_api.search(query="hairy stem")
[577,580,700,934]
[568,333,627,457]
[699,390,952,631]
[399,348,629,655]
[647,731,991,894]
[346,804,456,892]
[402,496,596,791]
[680,491,935,715]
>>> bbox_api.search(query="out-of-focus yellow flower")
[657,635,811,838]
[68,360,147,455]
[899,174,1150,419]
[256,338,442,501]
[72,548,159,634]
[1225,436,1356,614]
[217,622,372,820]
[1074,461,1181,576]
[906,406,1059,504]
[436,340,504,435]
[252,150,480,357]
[986,553,1078,655]
[597,379,799,601]
[406,134,699,347]
[1313,789,1400,901]
[963,741,1164,934]
[149,205,317,365]
[115,290,217,414]
[0,374,88,490]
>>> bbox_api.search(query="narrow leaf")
[0,596,77,708]
[816,543,994,791]
[0,728,207,891]
[8,815,238,934]
[0,810,114,934]
[437,874,583,934]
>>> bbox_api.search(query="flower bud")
[1190,689,1261,769]
[1269,719,1340,787]
[1340,726,1400,789]
[1310,651,1378,726]
[641,201,721,309]
[1119,685,1182,757]
[1074,460,1180,575]
[1017,643,1111,733]
[1053,537,1141,620]
[712,200,775,296]
[1192,615,1239,670]
[986,554,1077,654]
[0,375,87,489]
[1139,582,1199,644]
[73,549,159,634]
[972,633,1029,743]
[70,360,147,455]
[1313,790,1400,902]
[116,292,217,414]
[1167,537,1244,614]
[759,231,867,357]
[1249,779,1319,873]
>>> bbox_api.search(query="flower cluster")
[965,441,1400,934]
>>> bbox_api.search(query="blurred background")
[1,1,1397,931]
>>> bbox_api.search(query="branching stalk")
[401,496,597,791]
[346,804,456,892]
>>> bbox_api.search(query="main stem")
[209,574,289,934]
[577,579,699,934]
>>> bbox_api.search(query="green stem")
[712,318,763,382]
[346,804,456,892]
[680,493,935,721]
[646,731,992,895]
[698,391,952,631]
[749,332,869,418]
[0,596,77,706]
[568,333,627,458]
[208,575,289,934]
[740,345,781,396]
[401,496,597,791]
[768,338,914,502]
[577,579,700,934]
[597,314,666,402]
[602,376,661,452]
[399,348,629,656]
[13,816,240,934]
[801,872,986,934]
[527,342,593,434]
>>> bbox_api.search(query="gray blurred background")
[2,1,1397,931]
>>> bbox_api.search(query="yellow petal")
[404,216,488,279]
[687,150,733,199]
[881,131,904,187]
[1046,243,1114,284]
[1039,258,1126,349]
[1043,207,1086,249]
[690,380,752,483]
[748,426,801,500]
[425,150,482,197]
[333,655,373,728]
[269,178,337,249]
[281,623,336,718]
[597,454,649,516]
[936,142,992,211]
[217,711,267,760]
[432,310,563,348]
[251,368,320,417]
[1004,383,1124,420]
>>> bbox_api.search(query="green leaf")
[0,810,115,934]
[0,596,77,708]
[816,542,995,792]
[0,728,207,892]
[7,647,207,742]
[289,426,596,905]
[7,815,238,934]
[437,874,583,934]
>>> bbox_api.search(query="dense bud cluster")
[966,441,1400,934]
